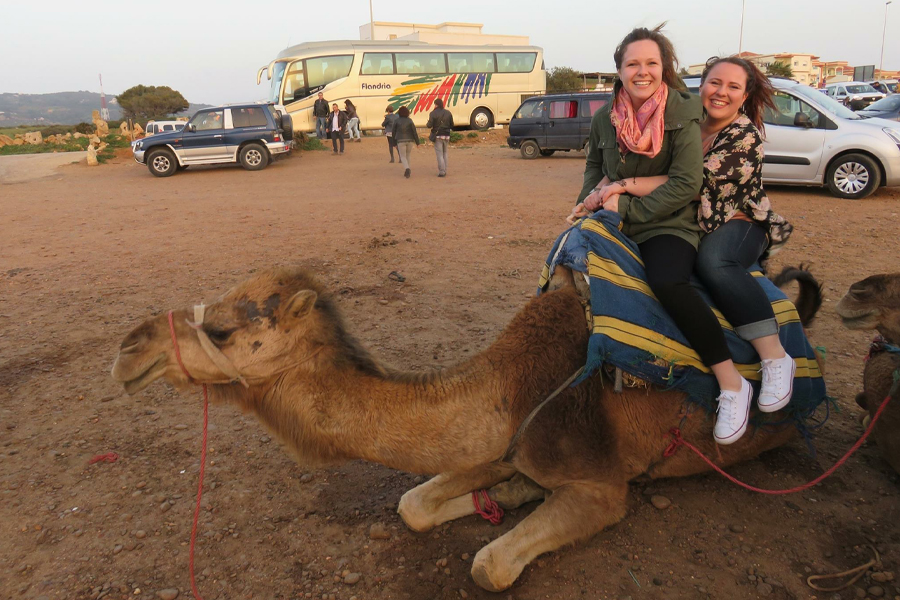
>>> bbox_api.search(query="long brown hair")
[700,56,776,135]
[613,23,684,92]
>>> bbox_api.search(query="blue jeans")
[695,219,778,341]
[316,116,327,139]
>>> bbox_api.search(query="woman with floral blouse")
[591,56,795,444]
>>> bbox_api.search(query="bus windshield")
[269,62,287,103]
[279,55,354,104]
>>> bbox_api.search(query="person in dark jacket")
[313,92,329,139]
[381,105,399,163]
[426,98,454,177]
[344,99,361,142]
[567,26,758,446]
[326,103,348,155]
[391,105,420,178]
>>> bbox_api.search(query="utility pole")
[369,0,375,40]
[881,1,893,76]
[738,0,746,54]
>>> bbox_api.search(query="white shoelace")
[716,391,740,427]
[761,360,784,390]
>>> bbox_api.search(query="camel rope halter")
[169,304,249,388]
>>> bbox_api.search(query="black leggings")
[638,234,731,366]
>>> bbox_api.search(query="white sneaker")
[714,377,753,445]
[757,355,796,413]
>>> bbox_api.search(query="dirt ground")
[2,130,900,600]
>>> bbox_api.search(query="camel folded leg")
[398,463,516,532]
[488,472,546,509]
[471,481,628,592]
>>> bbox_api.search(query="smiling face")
[701,62,749,124]
[618,40,664,107]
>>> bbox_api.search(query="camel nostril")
[119,342,142,354]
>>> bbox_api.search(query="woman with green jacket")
[568,25,754,446]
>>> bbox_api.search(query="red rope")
[88,452,118,464]
[168,310,207,600]
[664,393,893,495]
[472,489,504,525]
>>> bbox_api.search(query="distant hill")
[0,91,213,125]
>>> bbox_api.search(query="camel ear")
[284,290,317,323]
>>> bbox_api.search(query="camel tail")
[770,264,823,327]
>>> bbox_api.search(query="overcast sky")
[1,0,896,104]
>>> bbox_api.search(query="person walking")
[344,99,361,142]
[391,105,420,178]
[426,98,454,177]
[313,92,329,139]
[326,103,348,155]
[382,105,399,163]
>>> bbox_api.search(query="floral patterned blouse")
[698,115,793,256]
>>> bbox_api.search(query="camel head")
[112,267,375,395]
[835,273,900,342]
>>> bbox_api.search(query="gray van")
[507,92,611,159]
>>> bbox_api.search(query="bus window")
[497,53,537,73]
[395,53,446,75]
[283,61,306,103]
[306,55,354,93]
[362,53,394,75]
[448,53,495,73]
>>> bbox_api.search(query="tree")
[677,67,691,77]
[547,66,584,93]
[766,61,794,79]
[116,85,189,121]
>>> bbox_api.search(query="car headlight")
[882,127,900,148]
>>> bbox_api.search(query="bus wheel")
[470,108,493,130]
[520,140,540,159]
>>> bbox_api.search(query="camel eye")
[205,328,235,344]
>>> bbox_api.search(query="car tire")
[469,107,493,131]
[147,149,178,177]
[826,153,880,199]
[239,143,269,171]
[280,113,293,141]
[540,149,555,157]
[520,140,540,159]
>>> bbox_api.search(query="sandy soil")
[0,152,88,184]
[2,131,899,600]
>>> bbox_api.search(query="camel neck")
[247,359,513,474]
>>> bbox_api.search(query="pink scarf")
[610,83,668,158]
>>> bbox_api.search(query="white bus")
[257,40,545,133]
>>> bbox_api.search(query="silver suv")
[685,77,900,199]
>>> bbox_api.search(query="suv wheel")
[147,149,177,177]
[520,140,540,159]
[826,153,880,199]
[470,108,493,131]
[239,143,269,171]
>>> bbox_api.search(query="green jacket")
[578,88,704,249]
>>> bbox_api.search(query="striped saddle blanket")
[539,211,827,418]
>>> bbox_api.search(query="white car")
[825,82,885,110]
[685,77,900,199]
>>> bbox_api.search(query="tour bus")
[257,40,545,133]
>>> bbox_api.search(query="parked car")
[507,92,611,159]
[133,103,292,177]
[824,82,885,110]
[684,77,900,199]
[144,120,185,136]
[857,95,900,121]
[868,79,898,94]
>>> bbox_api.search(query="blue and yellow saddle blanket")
[538,212,827,420]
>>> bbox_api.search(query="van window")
[497,53,537,73]
[232,107,268,128]
[549,100,577,119]
[447,53,496,73]
[162,125,175,132]
[764,91,823,128]
[515,99,544,119]
[580,98,607,117]
[362,53,393,75]
[395,53,446,74]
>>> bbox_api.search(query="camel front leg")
[398,463,515,532]
[471,481,628,592]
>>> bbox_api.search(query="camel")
[111,266,822,592]
[836,273,900,474]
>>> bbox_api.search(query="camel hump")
[771,264,823,327]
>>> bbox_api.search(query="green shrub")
[296,133,326,151]
[449,132,464,143]
[466,132,479,138]
[75,122,94,134]
[0,137,89,156]
[40,125,75,137]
